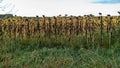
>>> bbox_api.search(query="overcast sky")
[0,0,120,16]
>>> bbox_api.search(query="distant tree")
[0,14,13,18]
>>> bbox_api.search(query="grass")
[0,46,120,68]
[0,35,120,68]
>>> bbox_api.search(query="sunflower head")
[99,13,102,15]
[118,11,120,14]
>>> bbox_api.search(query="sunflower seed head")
[118,11,120,14]
[99,13,102,15]
[107,14,111,16]
[36,15,39,18]
[42,15,45,18]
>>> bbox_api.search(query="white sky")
[0,0,120,16]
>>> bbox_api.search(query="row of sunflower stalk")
[0,13,120,48]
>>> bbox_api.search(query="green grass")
[0,46,120,68]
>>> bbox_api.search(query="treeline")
[0,14,13,18]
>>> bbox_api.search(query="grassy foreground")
[0,42,120,68]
